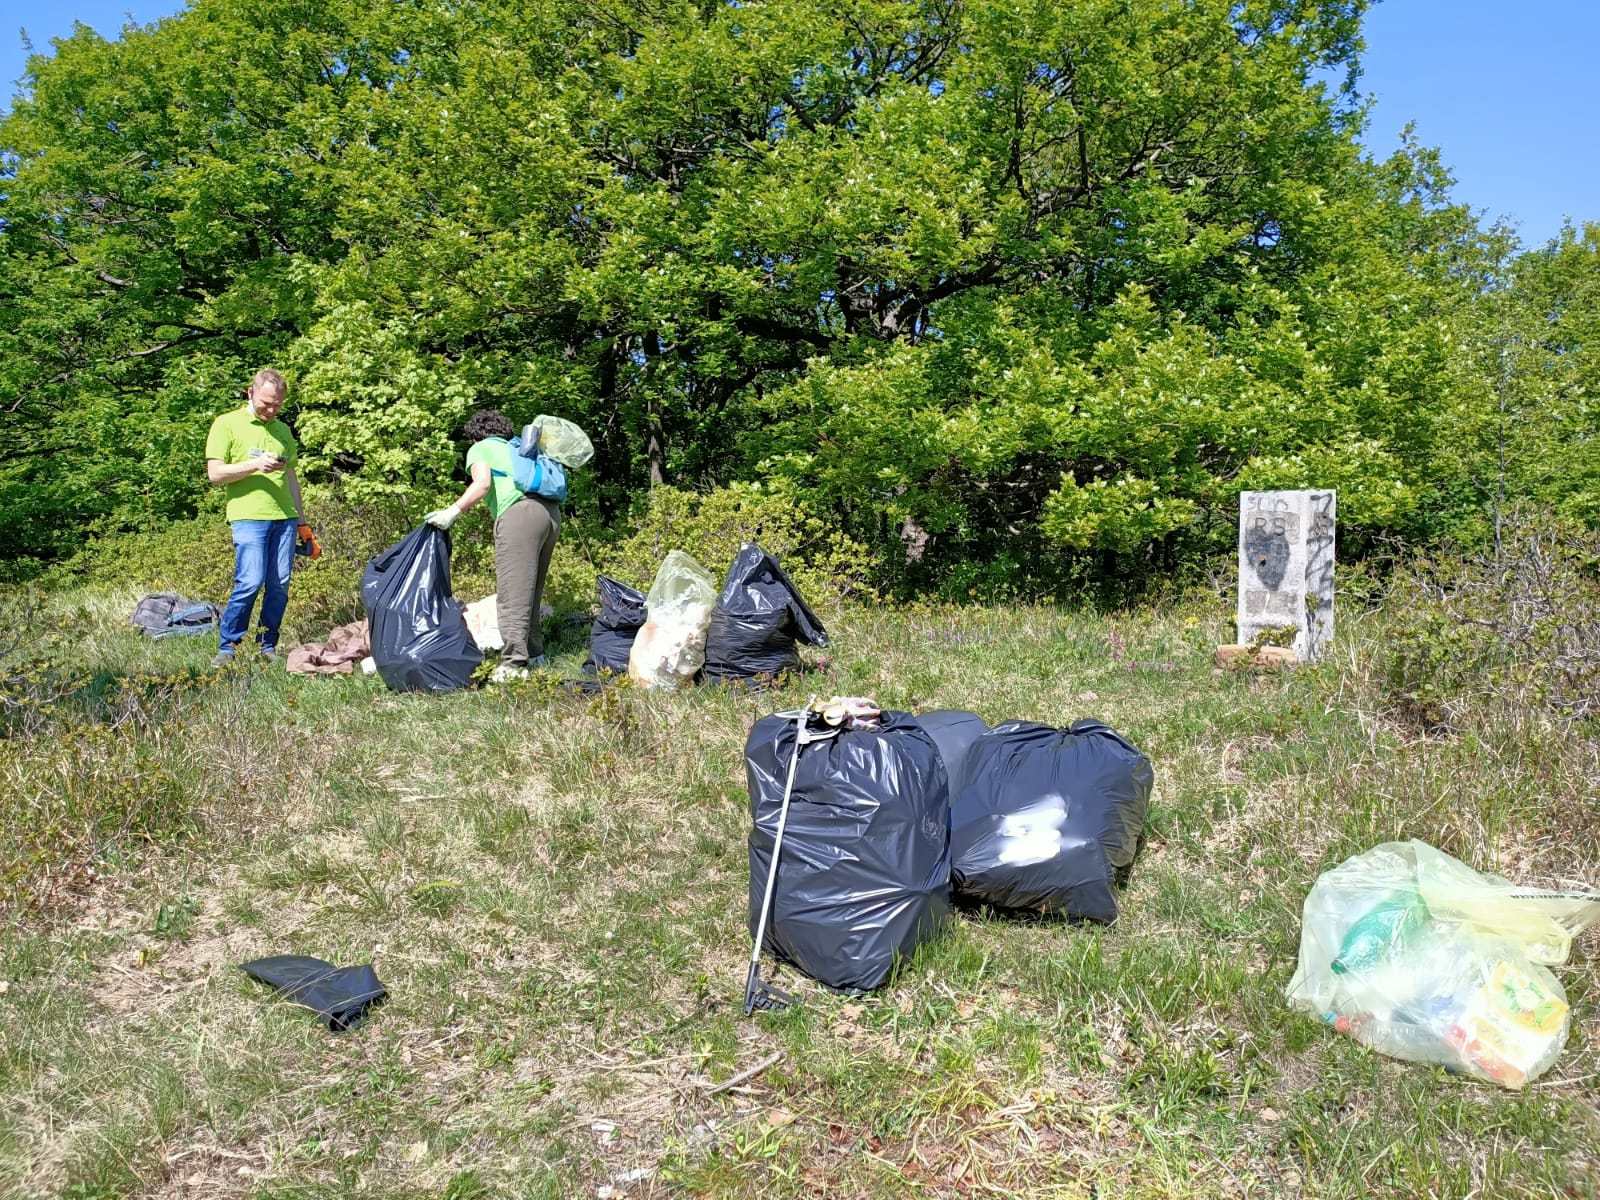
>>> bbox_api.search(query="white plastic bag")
[1287,840,1600,1088]
[628,551,718,688]
[463,594,503,652]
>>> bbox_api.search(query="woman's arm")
[450,461,493,514]
[427,461,494,528]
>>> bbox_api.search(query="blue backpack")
[490,435,567,503]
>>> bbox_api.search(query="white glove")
[424,506,460,530]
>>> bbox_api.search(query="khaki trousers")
[494,495,561,664]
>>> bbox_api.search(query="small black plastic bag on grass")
[240,955,387,1031]
[704,543,828,683]
[746,710,950,993]
[362,525,483,693]
[583,575,647,676]
[951,720,1153,922]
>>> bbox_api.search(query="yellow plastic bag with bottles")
[1287,840,1600,1088]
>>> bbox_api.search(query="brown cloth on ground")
[287,620,370,675]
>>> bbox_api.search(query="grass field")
[1,589,1597,1199]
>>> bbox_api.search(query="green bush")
[48,516,238,600]
[45,496,415,640]
[417,481,877,621]
[278,496,412,633]
[1379,511,1600,728]
[41,479,873,646]
[597,482,876,609]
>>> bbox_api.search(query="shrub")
[598,482,877,608]
[1380,511,1600,729]
[48,516,238,600]
[276,496,412,632]
[46,496,414,640]
[38,480,873,643]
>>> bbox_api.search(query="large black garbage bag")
[582,575,647,676]
[361,525,483,694]
[914,710,990,794]
[746,710,950,993]
[704,543,829,682]
[951,720,1154,922]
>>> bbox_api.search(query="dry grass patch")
[1,598,1598,1198]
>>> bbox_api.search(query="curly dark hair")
[464,410,516,442]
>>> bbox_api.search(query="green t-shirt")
[205,406,299,522]
[464,438,524,521]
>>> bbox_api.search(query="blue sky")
[1356,2,1599,247]
[2,1,1596,248]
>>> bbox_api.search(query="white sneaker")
[493,663,530,683]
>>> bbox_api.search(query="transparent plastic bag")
[628,550,718,688]
[1409,841,1600,964]
[529,415,594,468]
[463,594,502,652]
[1287,840,1600,1088]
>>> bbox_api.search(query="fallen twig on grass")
[698,1050,783,1095]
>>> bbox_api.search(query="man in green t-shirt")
[204,369,313,666]
[424,410,562,680]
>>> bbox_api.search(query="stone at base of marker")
[1214,644,1298,669]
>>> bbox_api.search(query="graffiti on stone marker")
[1244,512,1298,591]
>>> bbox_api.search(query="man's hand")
[208,456,283,485]
[425,506,461,530]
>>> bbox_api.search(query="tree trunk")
[647,400,667,487]
[644,332,668,485]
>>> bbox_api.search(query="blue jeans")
[220,518,297,653]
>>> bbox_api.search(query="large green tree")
[0,1,386,562]
[1482,223,1600,536]
[0,0,1541,588]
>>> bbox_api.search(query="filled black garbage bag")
[914,710,990,794]
[361,525,483,694]
[704,543,829,682]
[582,575,647,676]
[239,955,387,1031]
[746,710,950,993]
[951,720,1154,922]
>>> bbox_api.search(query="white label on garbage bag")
[996,797,1067,866]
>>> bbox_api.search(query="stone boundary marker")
[1227,489,1336,663]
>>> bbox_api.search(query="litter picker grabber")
[744,701,840,1016]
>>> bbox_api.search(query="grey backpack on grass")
[129,593,222,639]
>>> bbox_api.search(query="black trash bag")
[239,955,387,1031]
[951,720,1154,922]
[704,543,829,682]
[746,710,950,993]
[582,575,647,676]
[914,710,990,794]
[361,525,483,693]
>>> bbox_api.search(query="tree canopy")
[2,0,1595,588]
